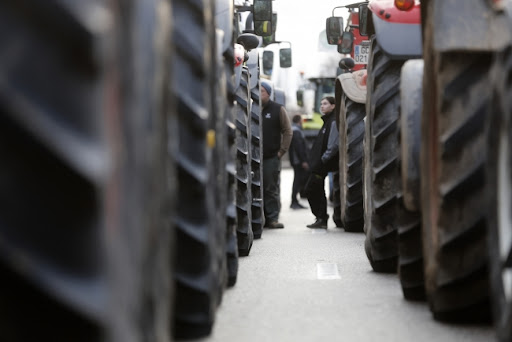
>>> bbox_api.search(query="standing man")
[261,82,292,229]
[289,115,309,209]
[305,96,339,229]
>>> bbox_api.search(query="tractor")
[326,2,370,232]
[361,0,512,339]
[398,0,512,338]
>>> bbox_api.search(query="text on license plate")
[354,44,370,64]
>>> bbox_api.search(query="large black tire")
[487,44,512,342]
[421,1,491,322]
[338,92,365,232]
[112,4,175,341]
[363,37,402,273]
[235,67,254,257]
[250,80,264,239]
[224,46,239,287]
[396,201,424,301]
[397,60,425,301]
[211,30,229,306]
[172,0,221,338]
[0,1,175,342]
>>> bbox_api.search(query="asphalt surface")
[195,167,496,342]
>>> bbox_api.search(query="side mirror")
[262,13,278,47]
[254,0,273,36]
[296,90,304,107]
[326,16,344,45]
[262,50,274,75]
[338,31,354,54]
[359,4,369,36]
[279,47,292,68]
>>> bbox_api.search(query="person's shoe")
[334,219,343,228]
[290,202,307,209]
[266,221,284,229]
[307,219,328,229]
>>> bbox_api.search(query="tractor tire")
[224,46,239,287]
[397,60,425,301]
[487,44,512,342]
[251,81,264,239]
[363,37,402,272]
[211,30,229,305]
[421,3,491,322]
[172,0,221,338]
[235,67,254,257]
[338,93,365,232]
[0,2,175,342]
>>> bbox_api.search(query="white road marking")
[316,263,341,279]
[311,229,327,234]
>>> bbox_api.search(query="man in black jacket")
[261,82,292,228]
[305,96,339,229]
[289,115,309,209]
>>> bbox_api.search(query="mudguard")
[426,0,512,52]
[215,0,233,53]
[370,12,422,59]
[336,70,367,104]
[399,59,423,212]
[366,0,422,58]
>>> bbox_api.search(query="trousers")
[305,173,328,221]
[291,164,308,203]
[263,156,281,221]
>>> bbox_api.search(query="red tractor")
[362,0,512,339]
[326,3,371,232]
[358,0,424,304]
[395,0,512,339]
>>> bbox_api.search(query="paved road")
[197,167,495,342]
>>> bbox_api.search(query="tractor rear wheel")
[0,1,175,341]
[224,45,239,287]
[487,45,512,341]
[338,93,365,232]
[211,30,229,307]
[250,77,264,239]
[363,37,402,272]
[171,0,222,338]
[235,67,254,257]
[421,3,491,322]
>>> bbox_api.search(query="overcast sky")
[272,0,349,71]
[259,0,349,109]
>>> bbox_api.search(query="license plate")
[354,41,370,65]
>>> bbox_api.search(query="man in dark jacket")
[305,96,339,229]
[289,115,309,209]
[261,81,292,228]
